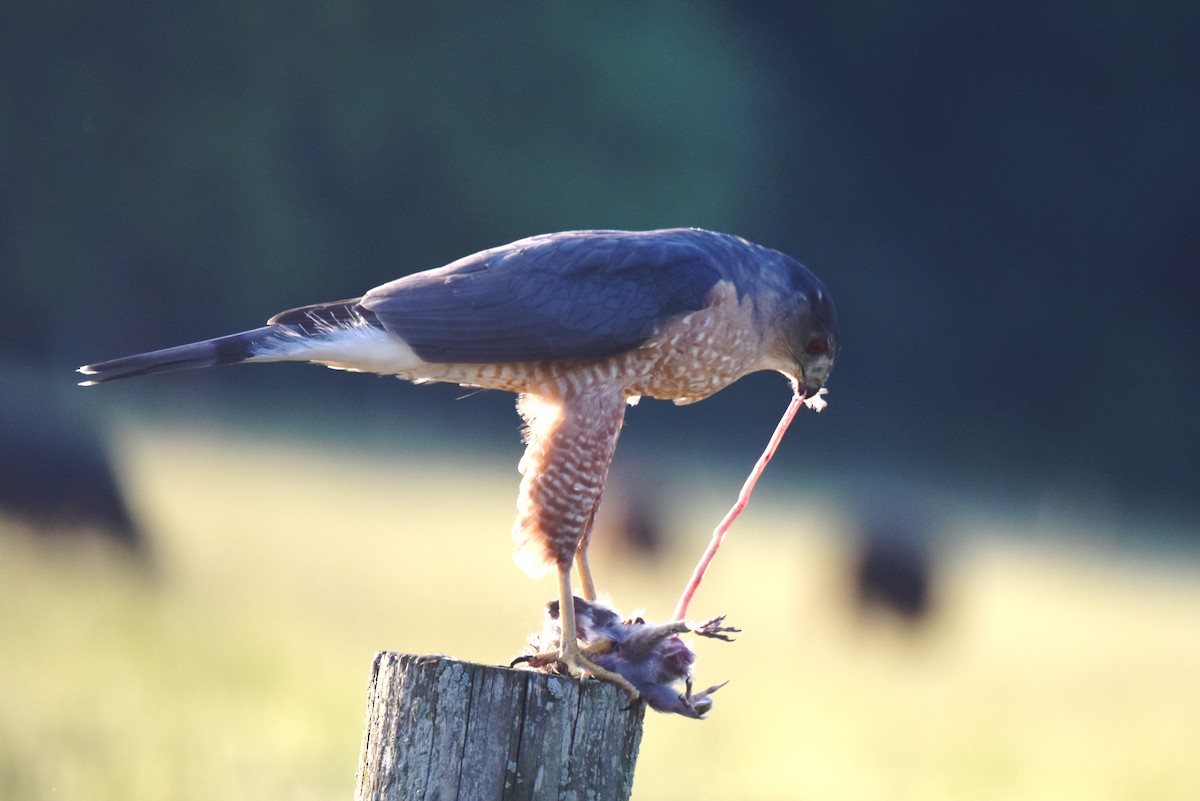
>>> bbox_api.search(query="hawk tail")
[77,327,280,385]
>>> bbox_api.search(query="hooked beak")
[791,369,829,412]
[793,369,821,400]
[794,361,833,400]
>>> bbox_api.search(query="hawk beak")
[795,366,829,401]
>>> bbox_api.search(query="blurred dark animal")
[615,494,663,556]
[598,476,666,559]
[850,515,935,627]
[0,386,145,556]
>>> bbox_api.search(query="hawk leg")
[511,390,635,698]
[573,505,600,602]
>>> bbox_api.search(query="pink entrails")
[672,386,825,621]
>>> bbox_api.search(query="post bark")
[354,652,646,801]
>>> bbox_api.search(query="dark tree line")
[2,1,1196,524]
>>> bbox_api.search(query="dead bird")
[514,597,738,719]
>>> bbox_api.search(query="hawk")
[79,228,839,698]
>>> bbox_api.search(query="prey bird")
[517,597,740,718]
[78,228,839,698]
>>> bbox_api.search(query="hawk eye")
[804,338,828,356]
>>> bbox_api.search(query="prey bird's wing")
[359,230,724,364]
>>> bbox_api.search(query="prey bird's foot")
[689,615,741,642]
[643,676,730,719]
[678,678,729,719]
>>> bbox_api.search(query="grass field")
[2,424,1198,800]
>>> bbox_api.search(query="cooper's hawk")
[78,228,839,698]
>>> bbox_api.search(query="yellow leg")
[574,548,597,602]
[556,567,637,699]
[573,506,599,601]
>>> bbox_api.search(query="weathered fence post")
[354,652,646,801]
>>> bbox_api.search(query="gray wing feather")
[360,230,726,364]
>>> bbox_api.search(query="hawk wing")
[358,229,726,364]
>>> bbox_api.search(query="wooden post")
[354,652,646,801]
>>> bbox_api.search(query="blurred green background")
[2,2,1198,800]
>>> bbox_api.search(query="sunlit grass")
[2,424,1198,800]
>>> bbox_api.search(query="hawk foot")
[512,640,639,701]
[510,649,557,670]
[560,641,639,700]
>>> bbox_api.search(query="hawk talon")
[513,650,641,703]
[510,651,555,670]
